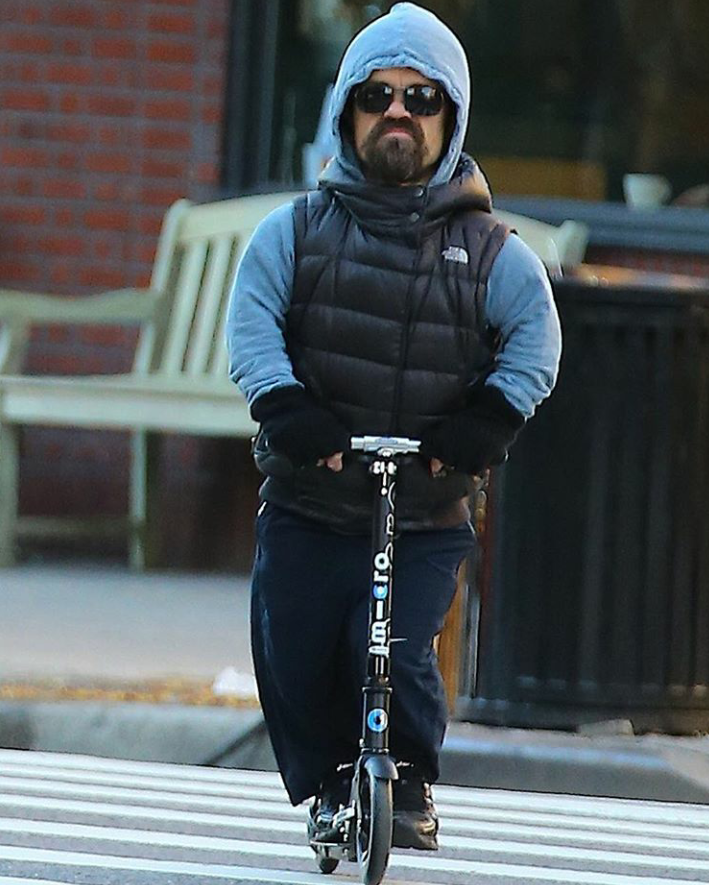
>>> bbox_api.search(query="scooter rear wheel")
[356,768,392,885]
[317,854,339,874]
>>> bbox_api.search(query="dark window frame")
[221,0,283,195]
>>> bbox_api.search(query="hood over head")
[326,2,471,188]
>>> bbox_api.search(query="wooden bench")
[0,193,586,570]
[0,192,301,568]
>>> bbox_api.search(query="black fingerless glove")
[420,384,525,475]
[250,385,350,468]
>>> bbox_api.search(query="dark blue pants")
[250,502,475,806]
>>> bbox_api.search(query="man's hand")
[429,457,446,476]
[317,453,344,472]
[420,384,525,476]
[250,386,349,468]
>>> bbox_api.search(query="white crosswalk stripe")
[0,749,707,884]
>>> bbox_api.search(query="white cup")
[623,174,671,209]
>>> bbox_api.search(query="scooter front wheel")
[356,768,393,885]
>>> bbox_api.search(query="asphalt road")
[1,749,708,884]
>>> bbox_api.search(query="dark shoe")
[307,764,353,844]
[392,763,439,851]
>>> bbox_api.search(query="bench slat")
[210,233,249,378]
[186,235,233,377]
[160,239,209,374]
[1,375,255,437]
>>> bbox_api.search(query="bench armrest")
[0,287,163,325]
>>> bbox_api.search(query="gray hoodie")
[226,2,561,419]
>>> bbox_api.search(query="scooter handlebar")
[350,435,421,455]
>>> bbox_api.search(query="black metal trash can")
[457,274,709,733]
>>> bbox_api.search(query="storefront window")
[232,0,709,204]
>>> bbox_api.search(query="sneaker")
[307,765,353,844]
[392,763,439,851]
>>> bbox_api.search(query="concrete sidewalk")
[1,562,254,688]
[3,561,709,804]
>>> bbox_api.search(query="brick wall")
[0,0,228,296]
[0,0,259,570]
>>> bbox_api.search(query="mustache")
[370,118,423,144]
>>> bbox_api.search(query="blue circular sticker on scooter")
[373,584,388,599]
[367,709,388,733]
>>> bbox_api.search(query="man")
[226,2,561,852]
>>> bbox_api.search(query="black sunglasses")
[354,82,445,117]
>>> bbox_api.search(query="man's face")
[351,67,449,186]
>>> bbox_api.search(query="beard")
[360,118,426,185]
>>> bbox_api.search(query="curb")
[3,700,709,804]
[0,701,275,771]
[440,727,709,804]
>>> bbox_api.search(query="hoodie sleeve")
[483,234,562,419]
[225,201,301,406]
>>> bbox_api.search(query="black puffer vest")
[260,157,510,532]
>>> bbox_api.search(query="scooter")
[309,435,421,885]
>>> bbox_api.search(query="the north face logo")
[441,245,469,264]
